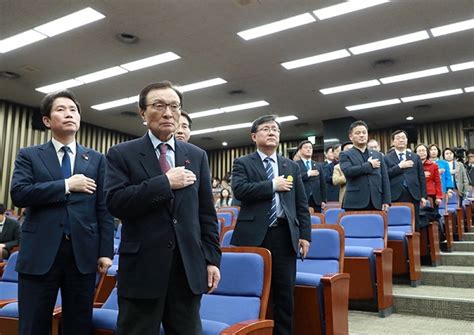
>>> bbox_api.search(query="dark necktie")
[264,157,277,227]
[305,160,311,171]
[159,143,171,173]
[398,152,408,187]
[61,146,72,235]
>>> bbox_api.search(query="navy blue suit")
[10,141,114,335]
[296,159,327,212]
[340,147,391,210]
[323,161,339,201]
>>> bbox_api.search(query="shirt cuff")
[65,179,70,194]
[307,171,312,177]
[272,179,277,193]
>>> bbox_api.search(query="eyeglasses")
[257,127,280,134]
[146,101,181,112]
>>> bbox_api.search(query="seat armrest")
[221,319,274,335]
[321,273,350,335]
[373,248,393,315]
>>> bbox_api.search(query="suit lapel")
[349,147,364,164]
[74,144,90,175]
[138,135,162,178]
[277,155,291,205]
[172,141,190,213]
[38,141,63,180]
[251,152,268,181]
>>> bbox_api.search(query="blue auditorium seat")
[220,226,234,247]
[324,208,345,224]
[0,251,19,306]
[310,213,325,225]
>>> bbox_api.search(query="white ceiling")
[1,0,473,150]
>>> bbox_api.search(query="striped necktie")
[264,157,277,227]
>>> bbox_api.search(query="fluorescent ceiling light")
[34,7,105,37]
[313,0,389,20]
[36,79,84,94]
[177,78,227,92]
[0,30,47,53]
[430,18,474,37]
[380,66,449,84]
[237,13,316,40]
[189,100,269,119]
[401,89,463,103]
[91,96,139,111]
[320,79,380,95]
[324,138,340,143]
[450,61,474,72]
[75,66,128,84]
[282,49,351,70]
[464,86,474,93]
[349,30,429,55]
[346,98,401,111]
[190,115,298,135]
[121,52,181,71]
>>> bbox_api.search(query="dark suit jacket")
[323,161,339,201]
[384,150,427,201]
[340,147,391,210]
[0,216,21,253]
[230,152,311,252]
[296,160,327,206]
[104,135,221,299]
[10,141,114,275]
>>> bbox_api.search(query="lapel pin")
[82,154,89,160]
[287,175,293,182]
[184,159,191,166]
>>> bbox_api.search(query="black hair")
[348,120,368,134]
[250,115,280,133]
[40,90,81,118]
[138,81,183,110]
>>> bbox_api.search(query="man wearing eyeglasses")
[231,115,311,335]
[104,81,221,335]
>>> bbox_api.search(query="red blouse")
[423,159,443,199]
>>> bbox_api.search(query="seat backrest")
[221,207,239,220]
[115,223,122,240]
[220,226,234,247]
[388,203,414,233]
[2,251,19,282]
[338,212,387,249]
[200,247,271,325]
[311,213,325,225]
[298,225,344,274]
[324,208,345,224]
[102,287,118,310]
[217,212,233,227]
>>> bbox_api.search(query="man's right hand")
[67,174,97,194]
[308,169,319,177]
[399,159,414,169]
[166,166,196,190]
[368,157,381,169]
[275,175,293,192]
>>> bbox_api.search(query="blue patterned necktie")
[61,146,72,235]
[264,157,277,227]
[305,160,311,171]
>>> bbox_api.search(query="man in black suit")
[323,146,340,202]
[384,130,427,230]
[231,115,311,335]
[0,204,20,259]
[340,120,391,211]
[104,81,221,335]
[10,90,114,335]
[296,140,327,213]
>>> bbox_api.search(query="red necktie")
[158,143,171,173]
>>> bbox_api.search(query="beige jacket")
[332,164,346,205]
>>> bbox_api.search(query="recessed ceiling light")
[36,79,84,94]
[349,30,430,55]
[177,78,227,92]
[401,88,463,103]
[0,30,47,53]
[320,79,380,95]
[465,86,474,93]
[430,18,474,37]
[120,52,181,71]
[189,100,269,119]
[75,66,128,84]
[222,142,228,146]
[237,13,316,40]
[313,0,389,20]
[281,49,351,70]
[450,60,474,72]
[34,7,105,37]
[406,116,414,121]
[380,66,449,84]
[346,98,401,111]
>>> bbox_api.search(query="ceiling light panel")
[380,66,449,84]
[282,49,351,70]
[91,96,139,111]
[401,89,463,102]
[75,66,128,84]
[346,98,401,111]
[430,18,474,37]
[349,30,430,55]
[177,78,227,92]
[313,0,389,20]
[450,61,474,72]
[237,13,316,40]
[464,86,474,93]
[120,52,181,71]
[0,30,47,53]
[36,79,84,94]
[34,7,105,37]
[320,79,380,95]
[189,100,269,119]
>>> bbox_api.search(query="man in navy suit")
[0,203,21,259]
[10,90,114,335]
[296,140,327,213]
[384,130,427,230]
[231,115,311,335]
[340,120,391,211]
[104,81,221,335]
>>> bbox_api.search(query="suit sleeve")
[10,148,67,207]
[380,155,392,205]
[319,164,327,202]
[231,158,273,202]
[293,164,311,242]
[417,158,427,199]
[96,154,115,258]
[384,155,404,178]
[459,164,470,197]
[340,151,373,178]
[104,145,174,220]
[332,164,346,186]
[433,164,443,199]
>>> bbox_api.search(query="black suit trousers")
[18,237,96,335]
[260,220,296,335]
[116,247,202,335]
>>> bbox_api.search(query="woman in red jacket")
[415,144,443,206]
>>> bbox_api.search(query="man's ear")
[251,133,257,143]
[139,109,146,121]
[42,116,51,128]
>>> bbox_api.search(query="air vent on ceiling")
[120,111,138,117]
[414,104,431,110]
[373,58,395,68]
[117,33,139,44]
[229,89,245,95]
[0,71,21,79]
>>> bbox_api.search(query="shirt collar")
[257,149,277,163]
[148,130,175,152]
[51,137,76,155]
[395,149,406,156]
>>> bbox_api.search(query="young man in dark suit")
[10,90,114,335]
[340,120,391,211]
[231,115,311,335]
[104,81,221,335]
[384,130,427,230]
[296,140,327,212]
[0,204,20,259]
